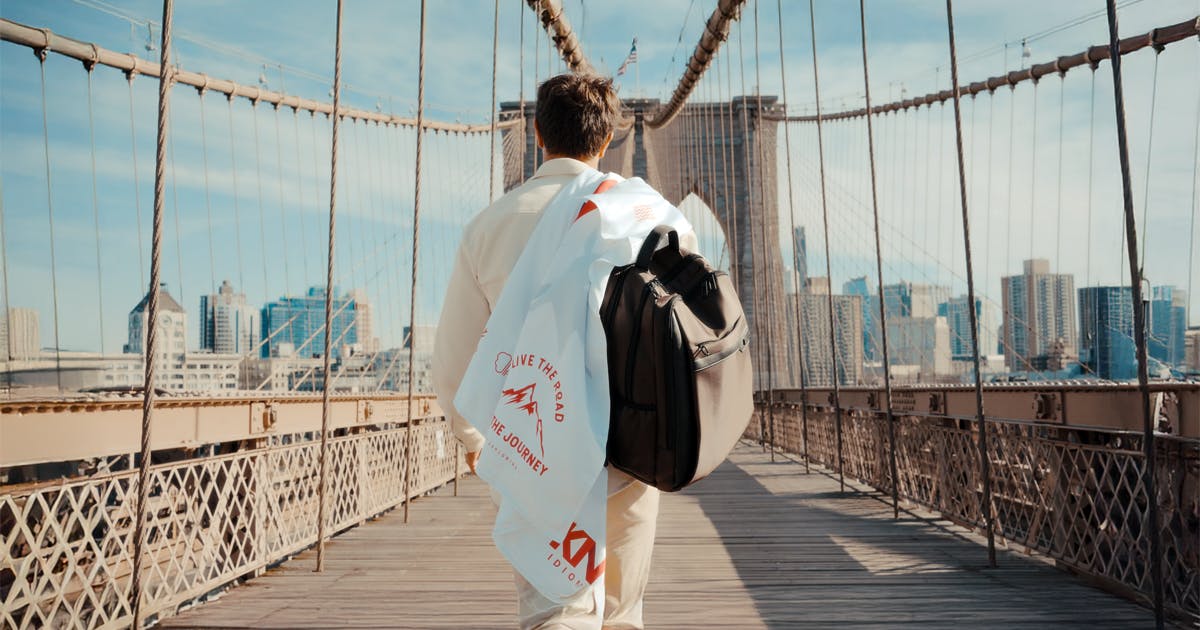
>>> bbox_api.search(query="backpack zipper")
[624,283,656,396]
[602,268,631,327]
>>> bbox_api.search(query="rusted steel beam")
[771,382,1199,437]
[0,18,518,133]
[0,394,443,467]
[645,0,747,130]
[777,16,1200,122]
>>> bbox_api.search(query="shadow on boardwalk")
[670,445,1156,628]
[161,444,1156,629]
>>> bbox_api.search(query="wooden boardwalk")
[161,443,1156,629]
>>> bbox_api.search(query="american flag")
[616,38,638,76]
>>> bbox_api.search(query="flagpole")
[635,36,640,96]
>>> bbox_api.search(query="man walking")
[433,73,674,629]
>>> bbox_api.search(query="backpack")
[600,225,754,492]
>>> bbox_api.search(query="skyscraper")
[1,307,40,360]
[882,282,949,319]
[793,226,808,293]
[940,296,1000,360]
[798,285,864,386]
[1001,259,1076,372]
[1078,286,1137,380]
[886,316,952,379]
[200,280,260,355]
[348,289,380,353]
[843,276,880,361]
[1149,286,1187,368]
[261,287,360,359]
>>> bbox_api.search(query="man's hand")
[465,450,481,475]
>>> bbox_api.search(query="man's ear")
[533,120,545,149]
[597,131,614,159]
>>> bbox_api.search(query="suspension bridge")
[1,0,1197,627]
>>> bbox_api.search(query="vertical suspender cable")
[1054,75,1065,274]
[1139,49,1161,268]
[943,0,996,569]
[725,44,739,289]
[37,46,63,392]
[1189,69,1200,331]
[519,0,526,183]
[775,0,811,473]
[856,0,900,518]
[1102,1,1163,625]
[751,0,777,458]
[806,0,845,491]
[226,96,247,294]
[131,0,173,624]
[734,14,765,448]
[127,76,147,290]
[197,88,217,295]
[533,0,541,171]
[86,66,107,355]
[315,0,344,573]
[404,0,429,525]
[488,0,500,201]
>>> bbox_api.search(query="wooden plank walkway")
[161,443,1156,629]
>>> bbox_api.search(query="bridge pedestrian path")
[160,444,1153,629]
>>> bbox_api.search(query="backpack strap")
[636,225,679,269]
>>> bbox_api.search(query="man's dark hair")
[535,73,620,158]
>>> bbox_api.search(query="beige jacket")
[432,157,696,453]
[433,158,594,452]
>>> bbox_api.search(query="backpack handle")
[636,225,679,269]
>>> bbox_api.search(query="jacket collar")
[531,157,594,180]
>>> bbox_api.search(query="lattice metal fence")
[750,402,1200,622]
[1,416,461,629]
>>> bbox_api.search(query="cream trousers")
[500,469,660,630]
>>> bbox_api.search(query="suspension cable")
[856,0,900,517]
[776,0,811,473]
[197,86,217,295]
[85,66,107,355]
[943,0,997,569]
[518,0,526,183]
[806,0,846,491]
[1028,80,1039,264]
[1055,73,1065,274]
[131,0,173,624]
[292,107,313,284]
[1102,0,1163,624]
[252,103,274,301]
[1189,60,1199,336]
[36,47,63,392]
[226,96,246,294]
[734,11,766,447]
[273,104,293,301]
[1085,68,1097,291]
[1139,47,1161,269]
[751,0,778,457]
[646,0,746,129]
[404,0,429,525]
[315,0,344,573]
[126,75,147,290]
[488,0,500,201]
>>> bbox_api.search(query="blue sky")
[1,0,1197,354]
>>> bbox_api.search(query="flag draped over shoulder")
[454,168,691,605]
[617,38,638,76]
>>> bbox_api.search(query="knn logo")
[547,522,605,586]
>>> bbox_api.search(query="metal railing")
[751,388,1199,624]
[1,396,462,629]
